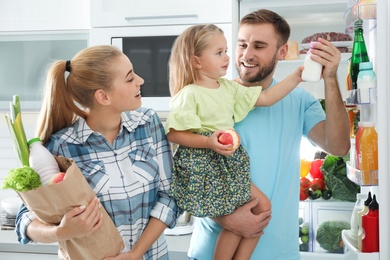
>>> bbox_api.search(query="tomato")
[300,177,312,190]
[311,178,325,191]
[300,188,309,201]
[309,159,324,179]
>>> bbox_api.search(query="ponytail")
[36,45,122,144]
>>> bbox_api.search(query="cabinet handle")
[124,14,198,21]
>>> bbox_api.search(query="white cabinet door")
[0,0,90,31]
[90,0,233,28]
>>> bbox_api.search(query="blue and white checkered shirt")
[16,108,181,259]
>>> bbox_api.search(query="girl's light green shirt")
[165,78,262,134]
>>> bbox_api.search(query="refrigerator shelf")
[346,161,378,186]
[344,3,376,32]
[342,230,379,260]
[345,88,377,105]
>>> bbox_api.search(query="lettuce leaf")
[2,166,42,192]
[321,154,360,202]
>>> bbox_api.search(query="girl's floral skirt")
[170,135,252,217]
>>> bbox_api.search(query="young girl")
[165,24,302,259]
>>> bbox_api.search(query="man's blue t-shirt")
[188,80,325,260]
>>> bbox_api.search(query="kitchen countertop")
[0,229,191,259]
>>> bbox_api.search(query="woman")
[15,45,181,260]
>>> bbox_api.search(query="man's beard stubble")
[236,53,278,84]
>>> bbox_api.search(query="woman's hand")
[56,197,103,240]
[103,251,141,260]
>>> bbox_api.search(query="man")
[188,9,350,260]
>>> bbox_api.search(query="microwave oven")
[90,23,233,112]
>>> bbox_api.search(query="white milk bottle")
[28,138,60,185]
[349,193,366,247]
[302,42,323,82]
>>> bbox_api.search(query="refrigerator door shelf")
[342,230,379,260]
[301,252,347,260]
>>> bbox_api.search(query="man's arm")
[308,38,350,156]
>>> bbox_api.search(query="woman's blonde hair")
[36,45,123,143]
[169,24,224,96]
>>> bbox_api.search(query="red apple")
[49,172,66,184]
[218,129,240,150]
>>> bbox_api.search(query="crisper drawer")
[311,201,354,254]
[90,0,234,28]
[299,200,354,257]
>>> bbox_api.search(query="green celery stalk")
[5,95,30,166]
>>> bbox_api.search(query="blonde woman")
[15,45,181,260]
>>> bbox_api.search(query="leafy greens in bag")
[316,220,350,253]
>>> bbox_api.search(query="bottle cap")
[309,41,318,49]
[359,62,373,70]
[354,19,363,29]
[357,193,367,200]
[364,191,373,206]
[27,137,42,147]
[369,194,379,210]
[358,121,375,127]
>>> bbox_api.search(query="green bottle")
[350,19,370,90]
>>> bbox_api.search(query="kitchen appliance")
[88,0,236,112]
[89,23,233,112]
[239,0,389,259]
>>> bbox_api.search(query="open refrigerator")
[238,0,389,259]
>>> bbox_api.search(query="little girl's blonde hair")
[169,24,224,96]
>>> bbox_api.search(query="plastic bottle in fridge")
[349,193,367,247]
[358,191,372,251]
[357,61,376,104]
[28,137,60,185]
[301,42,323,82]
[361,194,379,252]
[357,121,378,185]
[354,122,365,170]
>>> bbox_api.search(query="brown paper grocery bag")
[18,156,124,260]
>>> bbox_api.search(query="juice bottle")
[354,122,365,170]
[358,122,378,185]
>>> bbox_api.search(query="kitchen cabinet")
[0,0,89,31]
[90,0,234,28]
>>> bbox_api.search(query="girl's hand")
[207,130,236,156]
[56,197,103,240]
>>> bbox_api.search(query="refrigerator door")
[377,0,390,258]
